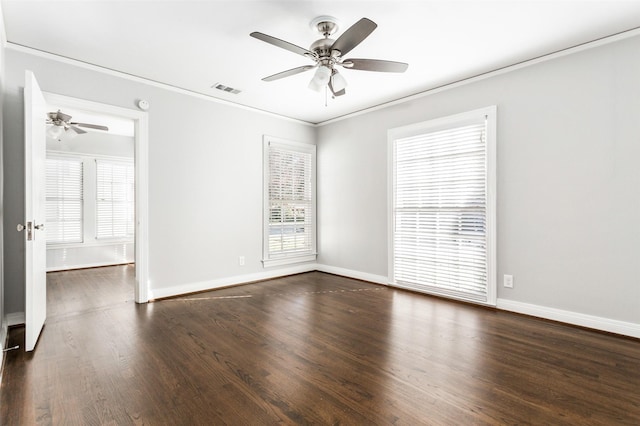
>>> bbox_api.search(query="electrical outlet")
[503,274,514,288]
[239,256,245,266]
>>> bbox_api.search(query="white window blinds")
[96,160,135,240]
[391,109,495,304]
[264,139,316,266]
[46,157,83,244]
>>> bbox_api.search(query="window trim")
[262,135,317,268]
[387,106,497,306]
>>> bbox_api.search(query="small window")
[263,137,316,267]
[96,159,135,240]
[46,157,84,244]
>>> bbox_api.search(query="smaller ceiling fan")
[250,16,408,97]
[46,110,109,140]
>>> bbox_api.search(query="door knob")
[17,222,34,240]
[34,224,45,230]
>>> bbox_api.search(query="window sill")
[47,240,134,249]
[262,254,317,268]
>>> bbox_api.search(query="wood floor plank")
[1,266,639,425]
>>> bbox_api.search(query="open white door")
[23,70,47,351]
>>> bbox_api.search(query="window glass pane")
[96,160,134,240]
[46,157,83,244]
[393,118,489,302]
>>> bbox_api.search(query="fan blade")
[262,65,316,82]
[341,58,408,73]
[71,122,109,131]
[331,18,377,56]
[68,125,87,134]
[250,32,315,59]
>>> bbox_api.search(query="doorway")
[43,92,149,303]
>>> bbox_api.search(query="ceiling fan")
[46,110,109,140]
[250,16,408,97]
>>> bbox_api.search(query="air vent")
[211,82,241,94]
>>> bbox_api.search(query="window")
[46,157,83,244]
[96,159,135,240]
[389,106,496,305]
[263,137,316,267]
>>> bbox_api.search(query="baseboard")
[315,264,389,286]
[6,312,25,327]
[44,260,639,339]
[148,263,318,300]
[0,319,7,382]
[46,261,132,272]
[315,266,639,338]
[497,299,640,338]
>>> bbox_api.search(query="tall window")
[96,159,135,240]
[389,106,496,305]
[263,137,316,267]
[46,157,83,244]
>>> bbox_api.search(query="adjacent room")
[0,1,639,424]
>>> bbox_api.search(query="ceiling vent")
[212,82,241,94]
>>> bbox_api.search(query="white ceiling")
[4,1,640,124]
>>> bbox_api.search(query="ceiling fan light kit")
[308,65,332,91]
[46,124,63,140]
[330,70,348,92]
[250,16,408,98]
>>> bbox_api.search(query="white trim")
[315,264,388,286]
[0,320,6,375]
[497,299,640,339]
[43,91,150,303]
[262,255,316,268]
[122,261,640,338]
[7,43,313,127]
[46,261,132,273]
[6,312,25,327]
[0,3,6,48]
[8,28,640,128]
[148,264,317,300]
[262,136,317,267]
[134,111,149,303]
[47,150,134,162]
[485,106,497,306]
[318,265,639,338]
[47,240,133,250]
[319,27,640,126]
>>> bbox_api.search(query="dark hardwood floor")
[1,266,638,425]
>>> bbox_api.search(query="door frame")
[44,92,150,303]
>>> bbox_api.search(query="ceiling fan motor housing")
[310,38,337,62]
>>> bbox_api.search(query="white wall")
[317,34,640,329]
[3,47,315,313]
